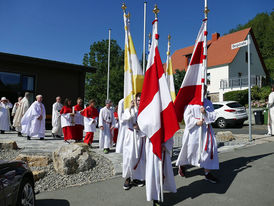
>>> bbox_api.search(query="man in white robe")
[13,92,30,137]
[122,94,146,190]
[176,97,219,183]
[52,96,63,138]
[21,95,46,140]
[98,99,115,154]
[11,97,22,117]
[116,98,128,153]
[0,97,13,133]
[267,85,274,135]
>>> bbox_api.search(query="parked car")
[0,160,35,206]
[212,101,248,128]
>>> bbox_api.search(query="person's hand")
[70,113,75,116]
[196,120,203,126]
[200,106,206,114]
[162,145,167,152]
[110,126,114,130]
[100,126,104,130]
[133,124,139,130]
[38,115,43,120]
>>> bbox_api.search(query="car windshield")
[227,102,243,108]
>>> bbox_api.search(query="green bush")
[223,89,248,105]
[223,86,271,106]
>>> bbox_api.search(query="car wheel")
[217,118,227,128]
[17,177,35,206]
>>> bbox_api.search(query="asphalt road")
[214,124,268,135]
[37,141,274,206]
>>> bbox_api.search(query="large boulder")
[52,143,95,175]
[216,131,235,142]
[15,154,51,167]
[0,141,19,150]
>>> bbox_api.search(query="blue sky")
[0,0,272,65]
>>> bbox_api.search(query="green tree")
[174,69,186,94]
[229,11,274,79]
[83,39,124,107]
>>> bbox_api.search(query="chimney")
[212,32,220,41]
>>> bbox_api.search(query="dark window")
[207,73,211,85]
[0,72,20,90]
[227,102,243,108]
[213,104,223,110]
[22,76,34,91]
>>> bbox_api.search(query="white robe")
[11,102,19,117]
[146,137,176,201]
[52,102,63,136]
[98,106,115,149]
[122,107,146,181]
[268,92,274,135]
[0,102,13,131]
[83,116,97,132]
[13,97,30,132]
[116,99,128,153]
[176,99,219,170]
[21,101,46,138]
[73,106,84,126]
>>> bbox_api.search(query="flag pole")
[107,29,111,100]
[153,4,164,202]
[198,0,209,162]
[142,1,147,75]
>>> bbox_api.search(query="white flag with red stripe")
[138,19,179,160]
[174,20,207,122]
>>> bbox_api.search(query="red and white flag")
[174,20,207,122]
[137,19,179,160]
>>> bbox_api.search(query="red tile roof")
[171,28,267,76]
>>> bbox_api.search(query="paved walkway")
[36,141,274,206]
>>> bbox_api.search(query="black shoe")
[132,179,145,187]
[153,200,160,206]
[178,166,186,177]
[205,172,218,184]
[27,136,31,140]
[64,140,70,144]
[52,133,56,137]
[40,137,45,140]
[18,132,22,137]
[56,135,62,138]
[0,130,4,134]
[123,178,131,190]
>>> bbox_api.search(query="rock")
[15,154,52,167]
[216,131,235,142]
[0,141,19,150]
[33,170,46,181]
[52,143,95,175]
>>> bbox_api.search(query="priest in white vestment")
[116,98,128,153]
[176,97,219,183]
[98,99,115,154]
[122,94,146,190]
[52,96,63,138]
[267,85,274,135]
[13,92,30,136]
[21,95,46,140]
[0,97,13,133]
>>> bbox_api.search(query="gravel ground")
[0,149,115,193]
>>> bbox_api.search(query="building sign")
[231,40,248,50]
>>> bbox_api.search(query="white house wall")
[207,65,229,94]
[229,33,266,78]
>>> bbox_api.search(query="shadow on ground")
[164,152,274,206]
[36,199,70,206]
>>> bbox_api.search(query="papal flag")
[122,5,144,109]
[165,35,176,102]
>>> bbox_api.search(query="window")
[227,102,243,108]
[207,73,211,85]
[0,72,20,90]
[213,104,223,110]
[22,76,34,91]
[186,55,192,65]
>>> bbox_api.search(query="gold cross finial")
[148,32,152,40]
[168,34,171,41]
[126,12,130,19]
[204,6,210,16]
[122,3,127,12]
[153,4,159,18]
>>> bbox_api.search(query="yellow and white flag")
[122,9,144,110]
[166,35,176,102]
